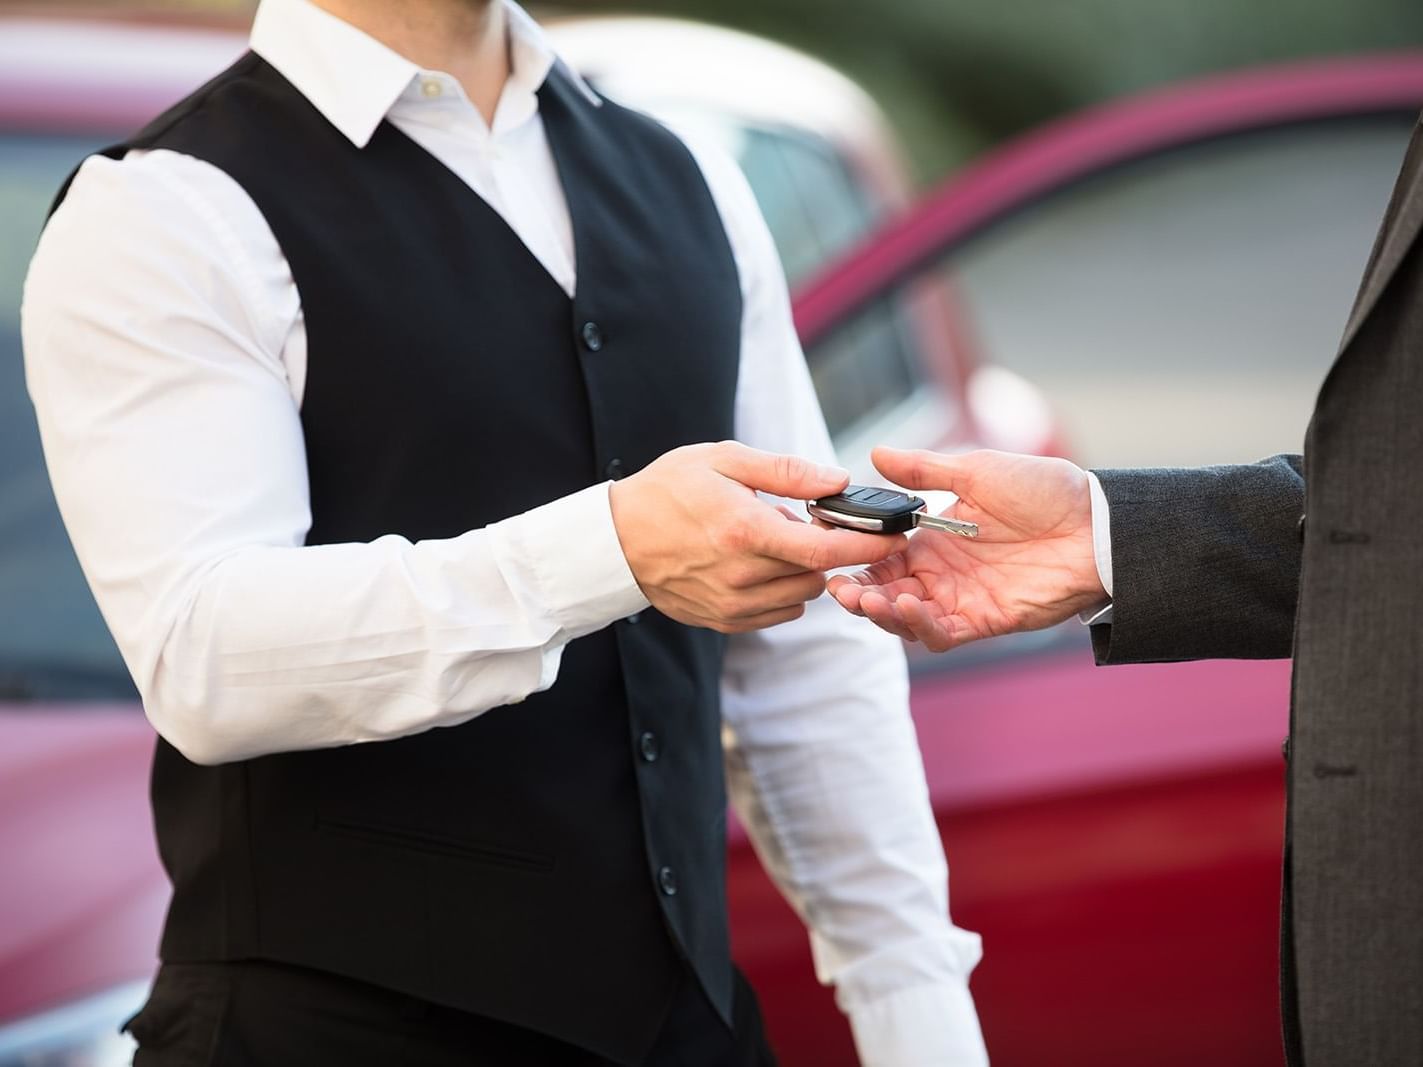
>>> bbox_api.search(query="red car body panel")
[0,711,165,1021]
[3,19,1417,1064]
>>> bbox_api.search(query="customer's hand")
[611,441,907,633]
[828,447,1106,651]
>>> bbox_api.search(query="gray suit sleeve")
[1088,455,1304,664]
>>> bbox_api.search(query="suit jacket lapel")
[1337,115,1423,353]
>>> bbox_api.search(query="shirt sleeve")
[22,150,646,767]
[682,134,989,1066]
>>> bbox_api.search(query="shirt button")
[658,866,678,897]
[580,321,604,352]
[639,731,660,763]
[1281,736,1291,762]
[421,79,443,99]
[605,457,625,480]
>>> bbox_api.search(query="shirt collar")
[249,0,599,149]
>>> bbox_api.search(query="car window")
[813,115,1411,466]
[0,133,134,701]
[722,128,928,447]
[804,298,929,446]
[944,116,1417,468]
[735,126,878,285]
[812,116,1416,468]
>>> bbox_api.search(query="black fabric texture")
[126,960,778,1067]
[1089,455,1304,664]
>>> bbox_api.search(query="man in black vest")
[22,0,990,1064]
[829,114,1423,1065]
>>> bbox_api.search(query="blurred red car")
[2,10,1422,1065]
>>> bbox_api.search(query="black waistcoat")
[61,54,742,1063]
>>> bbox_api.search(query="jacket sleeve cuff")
[848,981,990,1067]
[487,482,649,639]
[1086,457,1304,663]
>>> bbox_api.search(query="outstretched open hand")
[828,447,1108,651]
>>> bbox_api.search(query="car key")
[808,485,979,537]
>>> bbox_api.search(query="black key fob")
[809,485,978,537]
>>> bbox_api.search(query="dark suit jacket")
[1091,113,1423,1067]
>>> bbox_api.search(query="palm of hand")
[829,452,1103,651]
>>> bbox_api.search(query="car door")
[734,62,1423,1066]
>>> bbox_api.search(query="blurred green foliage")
[18,0,1423,182]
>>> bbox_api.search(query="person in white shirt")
[23,1,988,1064]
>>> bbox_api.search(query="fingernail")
[818,464,850,482]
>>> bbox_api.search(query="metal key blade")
[912,511,979,538]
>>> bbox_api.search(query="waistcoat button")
[605,457,625,480]
[658,866,678,896]
[639,731,660,763]
[580,321,604,352]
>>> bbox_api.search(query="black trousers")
[126,959,777,1067]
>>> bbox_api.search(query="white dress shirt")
[21,1,986,1061]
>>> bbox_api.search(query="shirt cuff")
[1077,470,1114,625]
[1079,602,1114,625]
[488,482,650,638]
[848,981,989,1067]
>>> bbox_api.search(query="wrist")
[609,472,676,595]
[1083,470,1114,601]
[607,476,648,590]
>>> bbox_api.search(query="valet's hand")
[611,441,907,634]
[828,447,1107,651]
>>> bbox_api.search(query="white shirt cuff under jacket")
[847,980,989,1067]
[1077,470,1115,625]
